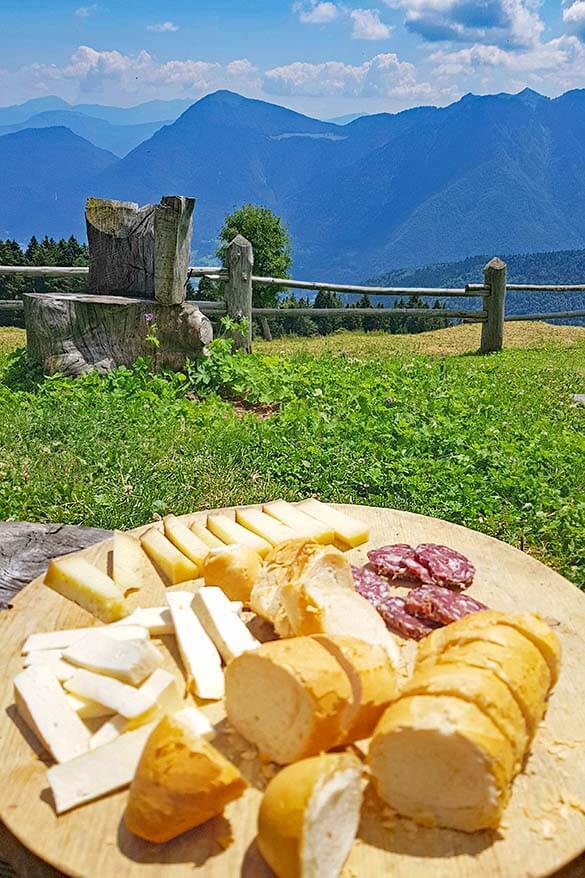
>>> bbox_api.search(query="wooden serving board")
[1,504,585,878]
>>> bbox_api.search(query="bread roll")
[250,539,353,637]
[125,711,246,843]
[257,752,363,878]
[312,634,397,743]
[281,580,400,668]
[400,663,528,770]
[225,637,352,764]
[202,544,262,602]
[368,695,515,832]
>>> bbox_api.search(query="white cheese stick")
[64,669,158,719]
[166,591,224,701]
[235,508,299,547]
[263,500,335,545]
[89,668,181,749]
[174,706,215,739]
[66,693,115,720]
[112,530,153,594]
[47,722,157,814]
[207,514,272,558]
[22,624,149,655]
[14,666,91,763]
[62,631,164,685]
[190,521,224,548]
[44,555,129,623]
[164,514,210,567]
[23,650,76,682]
[297,498,369,547]
[109,606,174,635]
[192,587,260,663]
[140,527,199,584]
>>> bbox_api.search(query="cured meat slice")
[367,546,432,584]
[413,544,475,590]
[351,565,389,607]
[376,596,439,641]
[405,586,487,625]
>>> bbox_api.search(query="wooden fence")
[2,238,585,354]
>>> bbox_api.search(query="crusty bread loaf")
[250,538,354,637]
[312,634,397,743]
[368,695,515,832]
[257,752,363,878]
[281,580,400,668]
[125,710,246,843]
[202,544,262,602]
[225,637,352,764]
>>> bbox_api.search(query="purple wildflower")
[145,312,155,323]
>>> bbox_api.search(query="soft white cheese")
[64,669,158,719]
[166,591,224,700]
[109,606,174,635]
[22,624,149,654]
[23,649,76,682]
[62,630,164,685]
[192,587,260,663]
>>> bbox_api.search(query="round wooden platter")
[1,504,585,878]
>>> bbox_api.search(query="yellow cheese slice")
[235,507,298,546]
[140,527,199,584]
[207,514,272,558]
[44,555,129,623]
[263,500,335,545]
[163,514,210,568]
[297,498,369,547]
[190,521,224,548]
[112,530,153,595]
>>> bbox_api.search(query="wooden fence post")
[481,257,507,354]
[224,235,253,352]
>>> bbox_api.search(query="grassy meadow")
[1,323,583,586]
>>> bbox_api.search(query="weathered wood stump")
[24,293,212,376]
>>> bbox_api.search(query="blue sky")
[1,1,585,116]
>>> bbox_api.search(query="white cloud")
[294,2,340,24]
[75,4,98,17]
[147,21,179,33]
[563,1,585,39]
[350,9,392,39]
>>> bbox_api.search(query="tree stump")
[24,293,212,376]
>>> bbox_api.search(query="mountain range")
[1,88,585,279]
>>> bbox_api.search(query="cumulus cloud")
[147,21,179,33]
[385,0,544,47]
[350,9,392,39]
[294,1,340,23]
[74,4,98,17]
[563,1,585,40]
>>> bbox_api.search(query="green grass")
[0,329,583,586]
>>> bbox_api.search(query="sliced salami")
[376,596,439,641]
[413,544,475,590]
[351,564,389,607]
[404,585,487,625]
[367,545,432,584]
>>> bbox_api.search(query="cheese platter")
[0,502,584,878]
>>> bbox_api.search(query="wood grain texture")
[224,236,253,353]
[153,196,194,306]
[481,257,507,354]
[1,505,584,878]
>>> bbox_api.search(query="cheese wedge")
[89,668,183,749]
[297,498,369,547]
[66,693,115,720]
[23,650,76,682]
[112,530,152,595]
[258,752,363,878]
[190,521,224,548]
[235,508,298,547]
[192,587,260,663]
[202,544,262,602]
[368,695,515,832]
[225,637,352,764]
[163,514,210,569]
[47,722,157,814]
[125,711,247,843]
[140,527,199,584]
[14,666,91,763]
[263,500,335,545]
[64,669,158,720]
[22,625,149,654]
[207,514,272,558]
[109,606,173,635]
[45,555,129,623]
[62,631,164,685]
[166,591,224,700]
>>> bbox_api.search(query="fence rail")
[2,250,585,354]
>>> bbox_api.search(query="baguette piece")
[263,500,335,545]
[44,556,128,623]
[235,508,298,546]
[297,499,368,547]
[257,752,363,878]
[368,695,515,832]
[202,544,262,602]
[163,514,210,568]
[312,634,397,743]
[190,521,224,548]
[207,514,272,558]
[225,637,352,764]
[125,711,247,843]
[140,527,199,584]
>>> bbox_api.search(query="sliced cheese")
[14,666,91,763]
[190,521,224,548]
[89,668,182,749]
[62,631,164,685]
[64,669,158,720]
[109,606,173,635]
[166,591,224,700]
[207,514,272,558]
[140,527,199,584]
[164,514,209,568]
[112,530,153,594]
[263,499,335,545]
[191,587,260,663]
[47,721,157,814]
[22,624,149,654]
[235,508,298,547]
[66,693,115,720]
[44,555,129,623]
[23,650,76,682]
[297,498,369,548]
